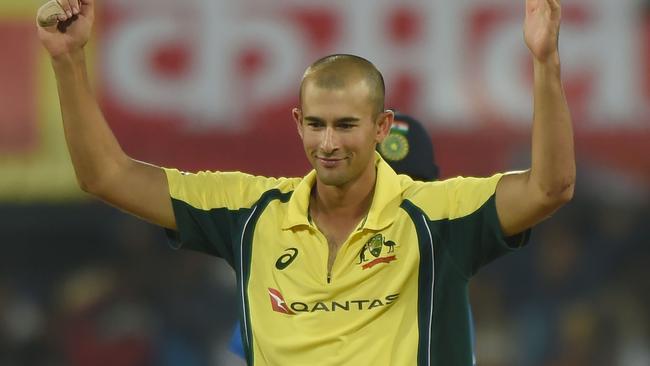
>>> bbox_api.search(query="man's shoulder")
[402,174,503,220]
[167,168,300,188]
[164,168,302,210]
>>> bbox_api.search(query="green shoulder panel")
[402,193,529,365]
[165,199,252,266]
[234,189,293,366]
[163,169,298,268]
[401,200,476,366]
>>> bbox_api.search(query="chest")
[310,212,362,251]
[246,209,421,292]
[239,210,423,366]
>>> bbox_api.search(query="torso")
[312,212,363,273]
[166,158,506,365]
[244,200,424,366]
[309,187,373,273]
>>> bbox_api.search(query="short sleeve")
[443,175,530,278]
[163,168,280,267]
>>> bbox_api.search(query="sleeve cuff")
[164,228,184,250]
[504,229,531,249]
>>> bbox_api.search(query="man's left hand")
[524,0,562,63]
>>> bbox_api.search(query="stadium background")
[1,0,649,365]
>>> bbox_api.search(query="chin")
[316,170,350,187]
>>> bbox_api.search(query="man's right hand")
[38,0,94,59]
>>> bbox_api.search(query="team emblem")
[367,234,383,257]
[358,234,398,270]
[379,133,409,161]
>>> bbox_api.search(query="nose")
[319,127,338,153]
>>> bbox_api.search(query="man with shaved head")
[301,54,386,118]
[39,0,574,364]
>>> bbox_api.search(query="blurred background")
[1,0,649,365]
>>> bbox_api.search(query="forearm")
[529,54,575,203]
[52,49,129,193]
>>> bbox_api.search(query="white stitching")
[422,214,435,365]
[240,205,258,353]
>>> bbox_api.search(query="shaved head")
[300,54,386,118]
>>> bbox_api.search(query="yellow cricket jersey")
[164,154,528,366]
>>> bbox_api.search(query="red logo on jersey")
[362,255,397,270]
[268,288,295,315]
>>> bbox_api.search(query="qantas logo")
[268,288,294,314]
[268,288,399,314]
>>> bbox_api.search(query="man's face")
[293,80,391,187]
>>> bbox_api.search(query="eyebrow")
[304,116,361,124]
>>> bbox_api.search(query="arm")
[495,0,575,236]
[38,0,176,229]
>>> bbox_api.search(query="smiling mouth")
[316,157,346,167]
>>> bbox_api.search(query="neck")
[311,165,377,219]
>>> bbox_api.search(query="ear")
[292,107,304,139]
[375,109,394,143]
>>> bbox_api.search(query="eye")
[307,121,324,128]
[338,123,355,130]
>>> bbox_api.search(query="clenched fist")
[37,0,95,59]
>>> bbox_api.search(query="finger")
[65,0,75,17]
[69,0,79,16]
[67,0,79,16]
[59,0,79,18]
[547,0,561,12]
[57,0,74,18]
[546,0,562,20]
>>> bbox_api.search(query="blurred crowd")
[1,162,648,366]
[471,164,650,366]
[0,203,240,366]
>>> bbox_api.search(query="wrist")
[51,48,86,67]
[533,52,561,69]
[533,52,563,87]
[51,48,89,83]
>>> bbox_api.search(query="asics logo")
[275,248,298,270]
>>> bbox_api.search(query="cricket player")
[38,0,574,364]
[228,112,439,361]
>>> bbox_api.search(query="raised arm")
[37,0,176,229]
[495,0,575,236]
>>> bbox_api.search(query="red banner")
[88,1,648,182]
[0,22,39,154]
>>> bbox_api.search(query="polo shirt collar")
[282,152,403,231]
[282,169,316,229]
